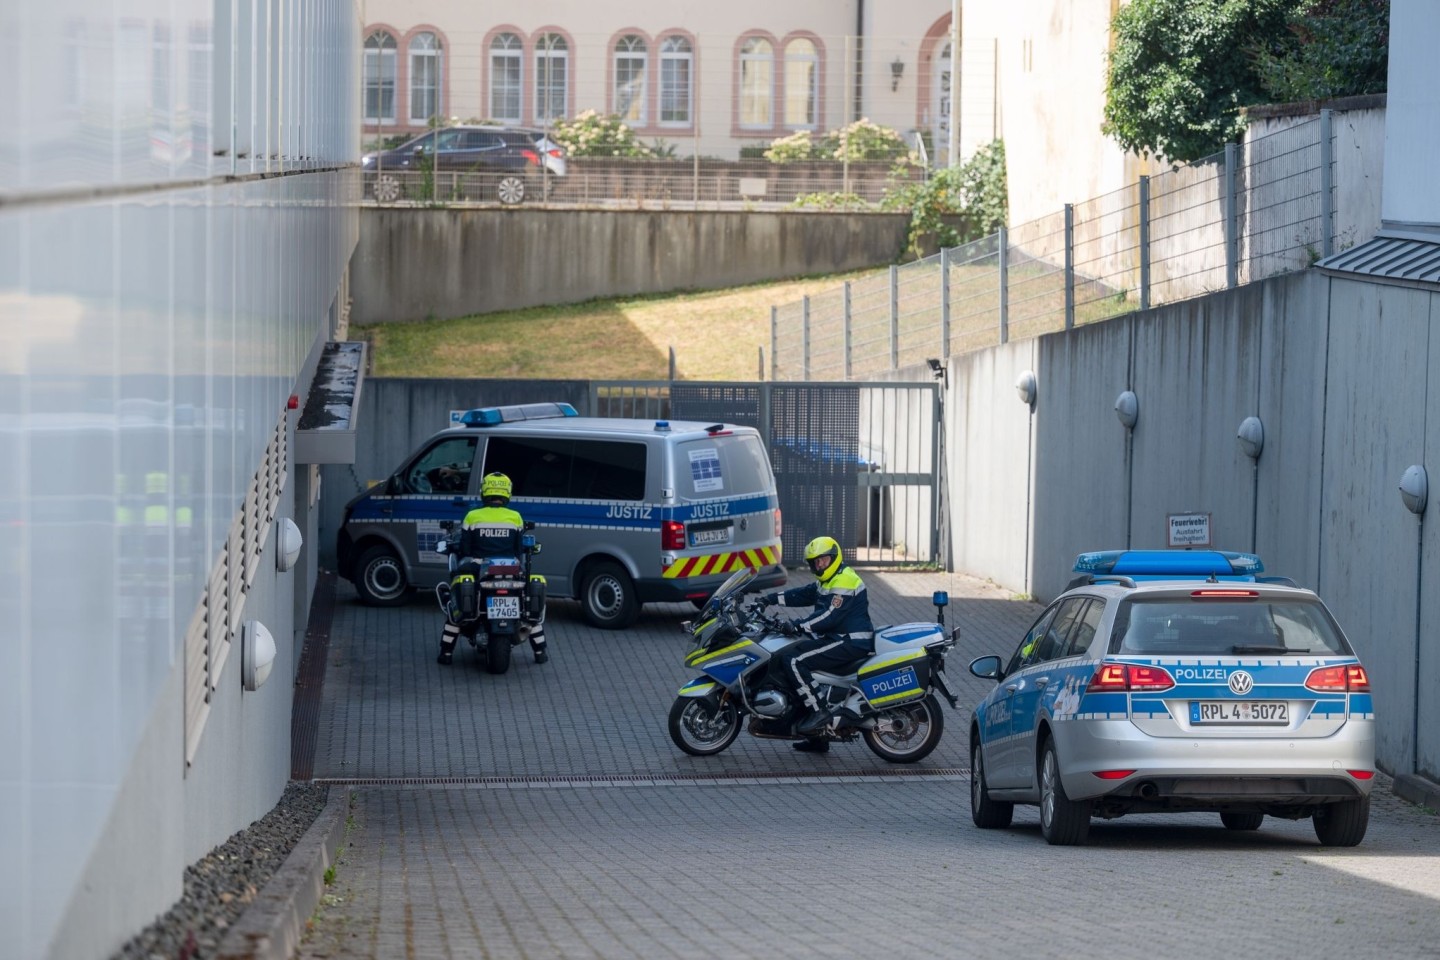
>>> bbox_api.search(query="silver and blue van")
[336,402,786,628]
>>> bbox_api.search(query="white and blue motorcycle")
[668,566,960,762]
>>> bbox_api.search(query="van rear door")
[669,432,781,578]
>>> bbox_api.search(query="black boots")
[793,737,830,753]
[436,649,453,665]
[534,649,549,664]
[796,707,832,737]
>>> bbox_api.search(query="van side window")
[483,436,574,498]
[570,440,647,500]
[404,436,477,494]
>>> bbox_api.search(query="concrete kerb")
[215,787,352,960]
[1394,773,1440,813]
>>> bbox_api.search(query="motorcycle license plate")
[487,595,521,619]
[1189,701,1288,724]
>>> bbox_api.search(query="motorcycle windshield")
[707,566,757,608]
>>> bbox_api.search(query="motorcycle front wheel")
[668,695,741,756]
[862,694,945,763]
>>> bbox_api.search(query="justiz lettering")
[605,504,654,519]
[688,502,731,518]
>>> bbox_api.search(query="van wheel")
[355,545,409,606]
[581,560,639,629]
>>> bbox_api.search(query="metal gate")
[591,381,944,569]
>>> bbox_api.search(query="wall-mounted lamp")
[1115,390,1139,430]
[277,517,304,572]
[1015,370,1037,408]
[242,620,277,692]
[1236,416,1264,460]
[1400,464,1428,515]
[891,57,905,91]
[925,357,947,388]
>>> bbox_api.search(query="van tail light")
[662,520,686,551]
[1087,661,1175,693]
[774,509,782,539]
[1305,664,1370,693]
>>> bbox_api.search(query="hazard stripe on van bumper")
[662,545,781,579]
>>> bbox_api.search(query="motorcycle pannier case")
[525,575,546,620]
[857,652,931,708]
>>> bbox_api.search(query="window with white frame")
[490,33,522,123]
[784,38,818,129]
[739,36,773,128]
[363,30,397,124]
[535,33,568,124]
[659,35,692,126]
[614,35,647,125]
[409,32,442,125]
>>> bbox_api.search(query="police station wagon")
[336,402,786,628]
[967,550,1375,846]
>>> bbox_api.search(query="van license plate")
[1190,701,1288,724]
[690,527,731,546]
[487,596,521,619]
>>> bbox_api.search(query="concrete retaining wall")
[350,209,911,324]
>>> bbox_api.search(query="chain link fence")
[772,113,1352,379]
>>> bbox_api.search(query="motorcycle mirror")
[523,520,536,532]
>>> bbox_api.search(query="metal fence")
[771,114,1340,380]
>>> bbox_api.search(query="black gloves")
[758,593,781,607]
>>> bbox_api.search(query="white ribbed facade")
[0,2,360,958]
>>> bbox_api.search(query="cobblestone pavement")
[299,571,1440,959]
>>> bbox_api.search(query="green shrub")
[762,120,917,165]
[547,110,655,158]
[883,140,1008,257]
[787,192,873,211]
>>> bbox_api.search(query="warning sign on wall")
[1167,512,1213,547]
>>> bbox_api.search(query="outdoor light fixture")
[276,517,303,572]
[1015,370,1037,408]
[926,357,947,387]
[1237,416,1264,460]
[1400,464,1428,515]
[891,57,905,91]
[1115,390,1139,430]
[242,620,277,692]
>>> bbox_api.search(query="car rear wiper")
[1230,644,1309,654]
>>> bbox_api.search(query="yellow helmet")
[803,535,842,582]
[481,472,512,503]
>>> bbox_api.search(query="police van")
[336,402,786,628]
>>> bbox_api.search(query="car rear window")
[1109,597,1352,656]
[677,434,774,499]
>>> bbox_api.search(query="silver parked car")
[967,550,1375,846]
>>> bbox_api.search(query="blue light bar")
[460,402,578,428]
[1073,549,1265,581]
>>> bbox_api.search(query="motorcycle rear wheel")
[485,635,512,674]
[668,695,741,756]
[862,694,945,763]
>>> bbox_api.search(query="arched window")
[933,41,952,164]
[613,35,647,125]
[659,35,692,126]
[363,30,397,124]
[535,33,568,124]
[783,38,818,129]
[408,32,442,124]
[739,36,773,128]
[489,33,522,122]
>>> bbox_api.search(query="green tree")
[1102,0,1294,163]
[1255,0,1389,102]
[883,140,1008,256]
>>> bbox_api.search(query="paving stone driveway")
[299,571,1440,960]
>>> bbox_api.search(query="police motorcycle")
[434,518,545,674]
[668,566,961,762]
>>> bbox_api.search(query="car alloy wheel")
[496,175,526,205]
[373,174,401,203]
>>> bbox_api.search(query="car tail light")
[1087,661,1175,692]
[1190,589,1259,598]
[662,520,686,551]
[1348,769,1374,780]
[1305,664,1370,692]
[522,148,539,165]
[547,148,563,158]
[1093,769,1136,780]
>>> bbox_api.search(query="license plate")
[1190,701,1289,724]
[486,595,521,619]
[690,527,731,546]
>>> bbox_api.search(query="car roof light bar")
[461,402,579,427]
[1072,549,1264,581]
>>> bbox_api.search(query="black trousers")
[774,633,869,712]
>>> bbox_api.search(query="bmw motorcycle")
[435,520,545,674]
[668,566,960,762]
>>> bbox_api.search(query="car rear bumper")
[1053,718,1376,802]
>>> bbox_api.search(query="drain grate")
[313,767,970,787]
